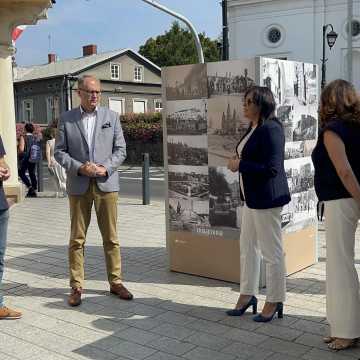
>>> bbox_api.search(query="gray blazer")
[54,106,126,195]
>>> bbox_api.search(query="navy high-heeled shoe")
[253,302,283,322]
[226,296,258,316]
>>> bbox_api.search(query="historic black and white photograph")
[207,59,256,97]
[168,165,209,200]
[285,140,317,160]
[285,158,315,195]
[281,188,317,231]
[277,104,295,142]
[207,96,249,166]
[164,64,208,100]
[261,58,318,108]
[167,135,208,166]
[169,197,209,232]
[292,114,317,141]
[261,58,318,143]
[166,99,207,135]
[208,166,242,230]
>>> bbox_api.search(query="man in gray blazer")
[55,75,133,306]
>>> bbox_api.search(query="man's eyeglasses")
[79,88,101,96]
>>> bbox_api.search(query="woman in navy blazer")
[227,86,290,322]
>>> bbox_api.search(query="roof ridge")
[18,48,126,69]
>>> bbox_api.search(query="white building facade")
[228,0,360,89]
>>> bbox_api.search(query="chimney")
[82,44,97,57]
[48,53,56,63]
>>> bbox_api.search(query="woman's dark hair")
[49,127,57,139]
[244,86,277,125]
[24,123,34,133]
[319,79,360,127]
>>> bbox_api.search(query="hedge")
[24,113,164,165]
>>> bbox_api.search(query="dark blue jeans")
[19,159,37,190]
[0,209,9,307]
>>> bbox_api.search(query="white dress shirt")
[236,126,256,200]
[80,106,97,161]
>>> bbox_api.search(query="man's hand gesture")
[79,162,107,177]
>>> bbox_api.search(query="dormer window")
[111,63,121,80]
[134,65,143,82]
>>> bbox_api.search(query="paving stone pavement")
[1,197,360,360]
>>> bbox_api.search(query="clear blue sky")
[15,0,222,66]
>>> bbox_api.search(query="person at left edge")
[0,135,22,319]
[55,75,132,307]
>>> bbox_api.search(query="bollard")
[142,153,150,205]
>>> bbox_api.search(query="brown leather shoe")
[110,283,133,300]
[68,287,82,307]
[0,306,22,320]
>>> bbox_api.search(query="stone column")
[0,44,23,201]
[0,0,52,202]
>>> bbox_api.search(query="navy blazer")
[237,118,291,209]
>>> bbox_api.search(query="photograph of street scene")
[167,135,208,166]
[207,96,249,166]
[168,165,210,233]
[164,63,208,100]
[285,158,315,195]
[285,140,317,160]
[207,59,255,97]
[166,99,207,135]
[281,188,317,232]
[208,166,242,239]
[261,58,318,143]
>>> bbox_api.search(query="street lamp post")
[321,24,338,89]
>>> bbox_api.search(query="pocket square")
[101,122,111,129]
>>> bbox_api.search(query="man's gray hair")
[78,75,100,88]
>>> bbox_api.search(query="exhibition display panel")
[162,58,318,282]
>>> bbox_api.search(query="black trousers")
[18,159,37,190]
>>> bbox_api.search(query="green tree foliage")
[139,22,220,67]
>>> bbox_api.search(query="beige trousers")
[325,198,360,338]
[240,205,286,302]
[68,180,121,288]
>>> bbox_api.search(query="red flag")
[12,25,27,42]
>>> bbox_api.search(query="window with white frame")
[111,63,121,80]
[22,99,33,123]
[133,99,147,113]
[154,99,162,112]
[109,97,125,115]
[46,96,60,124]
[134,65,143,82]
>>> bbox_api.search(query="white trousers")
[325,198,360,338]
[240,205,286,302]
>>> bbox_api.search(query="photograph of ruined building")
[285,140,317,160]
[262,57,318,232]
[209,166,242,232]
[168,197,209,232]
